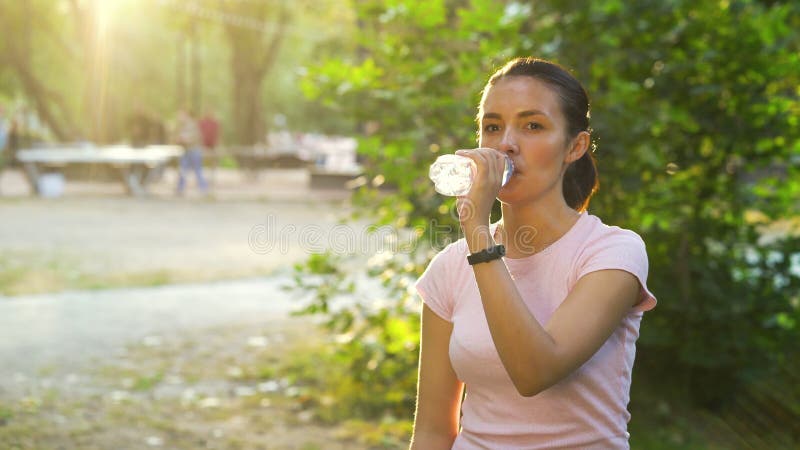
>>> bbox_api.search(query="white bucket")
[38,173,65,198]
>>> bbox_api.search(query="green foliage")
[288,250,424,421]
[292,0,800,429]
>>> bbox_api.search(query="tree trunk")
[224,4,289,145]
[70,0,104,142]
[231,69,264,145]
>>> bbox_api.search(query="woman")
[411,57,657,449]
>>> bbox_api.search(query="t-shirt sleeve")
[414,243,460,322]
[576,231,657,313]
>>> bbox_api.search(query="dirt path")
[0,278,302,379]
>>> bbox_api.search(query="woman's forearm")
[409,430,456,450]
[465,225,559,396]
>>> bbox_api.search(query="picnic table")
[16,145,184,196]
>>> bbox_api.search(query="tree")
[0,0,345,145]
[218,1,290,144]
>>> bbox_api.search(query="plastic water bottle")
[429,154,514,196]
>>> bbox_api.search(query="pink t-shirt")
[415,211,657,449]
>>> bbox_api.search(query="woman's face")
[478,76,582,205]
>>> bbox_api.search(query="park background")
[1,0,799,449]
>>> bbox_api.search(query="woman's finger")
[474,148,505,183]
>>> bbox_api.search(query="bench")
[17,145,184,196]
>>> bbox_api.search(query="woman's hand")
[454,148,507,233]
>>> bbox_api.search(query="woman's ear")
[565,131,590,164]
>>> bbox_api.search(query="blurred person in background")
[8,114,21,164]
[198,109,221,186]
[0,105,8,192]
[174,109,208,195]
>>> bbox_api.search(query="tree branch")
[255,5,291,75]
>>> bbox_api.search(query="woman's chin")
[497,185,515,203]
[498,176,531,204]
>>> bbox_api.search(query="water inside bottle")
[429,154,474,196]
[501,156,514,186]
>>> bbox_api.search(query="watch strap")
[467,244,506,265]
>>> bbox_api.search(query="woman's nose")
[497,129,519,154]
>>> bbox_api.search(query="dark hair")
[481,57,599,212]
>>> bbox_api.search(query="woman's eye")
[483,124,500,132]
[525,122,542,130]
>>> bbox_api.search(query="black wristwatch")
[467,244,506,265]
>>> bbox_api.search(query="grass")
[218,154,239,170]
[0,250,279,296]
[0,265,175,296]
[0,251,173,296]
[0,406,13,424]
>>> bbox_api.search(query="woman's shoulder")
[427,237,469,266]
[577,212,657,312]
[415,236,472,321]
[570,212,650,266]
[582,212,647,246]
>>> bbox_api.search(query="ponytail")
[563,148,598,212]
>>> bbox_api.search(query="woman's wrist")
[463,224,494,254]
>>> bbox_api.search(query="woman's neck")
[496,201,581,258]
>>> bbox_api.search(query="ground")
[0,167,359,295]
[0,167,396,449]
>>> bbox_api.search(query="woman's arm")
[410,304,464,450]
[466,225,640,397]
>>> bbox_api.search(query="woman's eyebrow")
[517,109,547,118]
[482,110,548,120]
